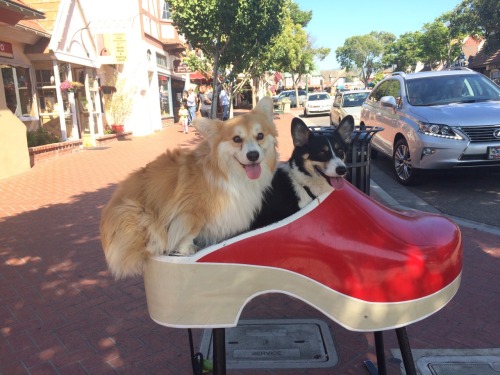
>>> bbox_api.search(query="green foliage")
[287,0,312,27]
[383,32,421,72]
[418,20,457,69]
[447,0,500,52]
[372,72,385,86]
[170,0,286,116]
[269,3,330,92]
[336,31,395,86]
[26,127,60,147]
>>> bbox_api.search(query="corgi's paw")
[172,242,199,256]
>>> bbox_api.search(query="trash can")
[281,99,291,113]
[310,125,383,195]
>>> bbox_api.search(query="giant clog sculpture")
[144,181,462,333]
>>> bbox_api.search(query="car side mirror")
[380,96,398,110]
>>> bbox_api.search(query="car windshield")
[342,92,369,107]
[307,93,330,101]
[406,74,500,106]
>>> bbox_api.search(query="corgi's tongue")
[244,163,261,179]
[329,177,345,190]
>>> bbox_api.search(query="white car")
[303,92,332,116]
[330,90,370,125]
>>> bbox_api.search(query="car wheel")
[393,138,419,185]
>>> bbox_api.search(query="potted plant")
[105,77,134,133]
[60,80,83,93]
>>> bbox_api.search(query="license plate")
[488,146,500,159]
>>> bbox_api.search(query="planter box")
[29,140,83,167]
[28,132,132,166]
[95,131,132,146]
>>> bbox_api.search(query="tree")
[447,0,500,51]
[169,0,285,118]
[417,20,461,69]
[383,32,421,72]
[270,3,329,102]
[336,31,396,87]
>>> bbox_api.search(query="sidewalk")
[0,110,499,374]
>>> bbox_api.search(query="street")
[301,113,500,228]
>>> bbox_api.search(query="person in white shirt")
[186,88,197,126]
[219,86,230,120]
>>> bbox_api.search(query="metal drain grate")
[417,356,500,375]
[199,319,338,369]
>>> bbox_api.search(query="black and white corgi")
[251,115,354,229]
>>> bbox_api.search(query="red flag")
[274,71,282,83]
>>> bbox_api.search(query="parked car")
[273,89,307,107]
[303,92,332,116]
[360,68,500,185]
[330,89,370,125]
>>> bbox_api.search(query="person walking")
[199,84,213,118]
[178,103,189,134]
[186,88,197,126]
[219,85,230,120]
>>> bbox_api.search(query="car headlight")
[418,122,463,140]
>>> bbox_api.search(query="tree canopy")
[382,32,421,72]
[169,0,285,117]
[418,20,460,69]
[336,31,395,87]
[447,0,500,51]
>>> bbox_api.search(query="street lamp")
[305,64,309,95]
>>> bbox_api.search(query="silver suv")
[360,68,500,185]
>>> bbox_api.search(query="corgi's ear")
[194,117,223,140]
[254,97,274,123]
[337,115,355,144]
[291,117,311,147]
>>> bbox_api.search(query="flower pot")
[111,125,125,133]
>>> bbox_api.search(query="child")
[178,103,189,134]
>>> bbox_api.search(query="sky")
[294,0,464,71]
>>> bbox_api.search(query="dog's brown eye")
[233,136,242,143]
[257,133,264,140]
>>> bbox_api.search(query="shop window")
[158,75,171,117]
[156,54,167,68]
[35,69,69,115]
[1,66,33,117]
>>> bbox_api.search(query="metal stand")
[363,327,417,375]
[212,328,226,375]
[396,327,417,375]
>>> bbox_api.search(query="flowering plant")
[60,80,83,92]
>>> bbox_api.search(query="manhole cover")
[199,319,338,369]
[417,356,500,375]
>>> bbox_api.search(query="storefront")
[0,1,49,179]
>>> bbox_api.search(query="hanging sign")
[0,41,13,59]
[112,34,127,63]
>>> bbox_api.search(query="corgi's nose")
[336,165,347,176]
[246,151,260,162]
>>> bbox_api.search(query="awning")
[190,72,207,80]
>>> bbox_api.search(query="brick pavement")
[0,109,499,374]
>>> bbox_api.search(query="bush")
[26,127,60,147]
